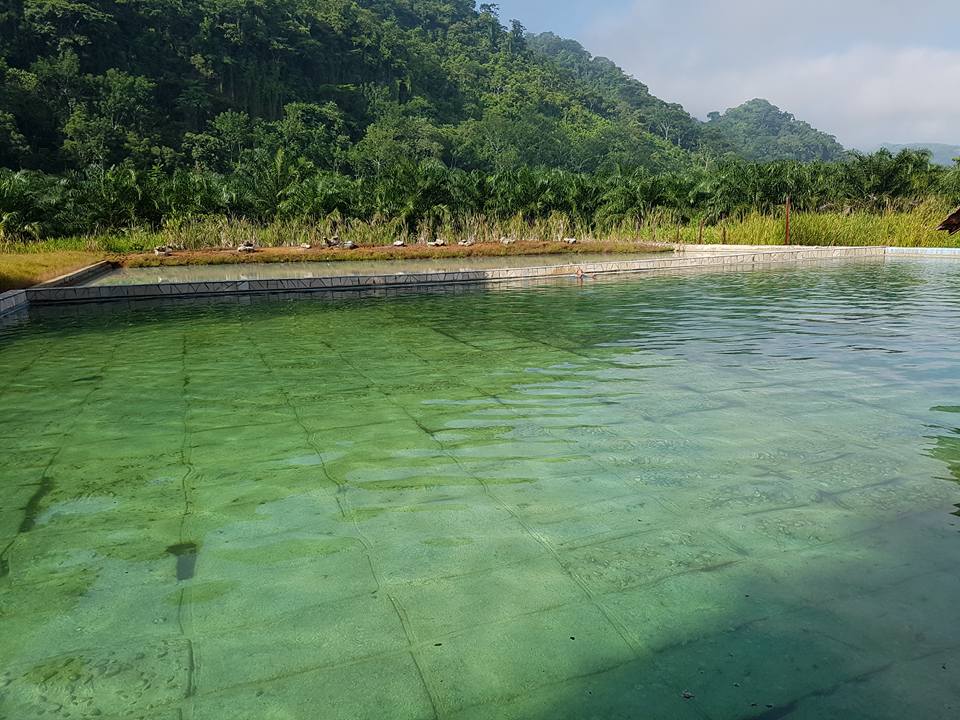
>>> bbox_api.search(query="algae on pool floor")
[1,259,960,719]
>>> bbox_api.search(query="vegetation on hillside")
[0,0,713,175]
[1,145,957,244]
[706,99,846,163]
[0,0,958,251]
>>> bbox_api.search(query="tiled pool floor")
[2,259,960,719]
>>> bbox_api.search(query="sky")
[494,0,960,149]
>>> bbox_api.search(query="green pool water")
[2,259,960,719]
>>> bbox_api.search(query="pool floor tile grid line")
[0,500,940,704]
[443,609,960,720]
[3,507,953,681]
[5,528,952,720]
[231,314,451,720]
[221,312,700,716]
[348,371,666,664]
[236,321,661,717]
[0,337,123,580]
[5,592,950,718]
[4,460,914,617]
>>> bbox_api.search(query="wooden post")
[722,224,727,244]
[785,195,791,245]
[697,217,704,244]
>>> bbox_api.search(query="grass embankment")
[0,250,109,292]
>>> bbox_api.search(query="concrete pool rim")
[2,245,958,317]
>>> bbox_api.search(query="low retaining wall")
[883,247,960,257]
[20,246,883,309]
[36,260,114,288]
[0,289,28,317]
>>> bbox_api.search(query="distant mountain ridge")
[527,36,844,162]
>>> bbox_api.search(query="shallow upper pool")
[87,252,673,285]
[2,259,960,719]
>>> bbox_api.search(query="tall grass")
[1,198,957,259]
[676,198,958,247]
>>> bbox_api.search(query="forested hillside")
[0,0,704,174]
[2,0,840,175]
[0,0,957,245]
[706,99,846,163]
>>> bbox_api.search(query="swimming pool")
[2,258,959,719]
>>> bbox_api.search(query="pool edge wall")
[0,246,907,317]
[36,260,115,289]
[0,289,29,317]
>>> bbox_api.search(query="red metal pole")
[785,195,792,245]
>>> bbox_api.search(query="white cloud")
[583,0,960,147]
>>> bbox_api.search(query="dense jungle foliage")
[706,99,846,163]
[0,0,957,242]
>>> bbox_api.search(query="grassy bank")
[0,251,108,292]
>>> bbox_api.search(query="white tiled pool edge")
[883,247,960,256]
[3,245,958,317]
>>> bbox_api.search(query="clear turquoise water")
[2,259,960,719]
